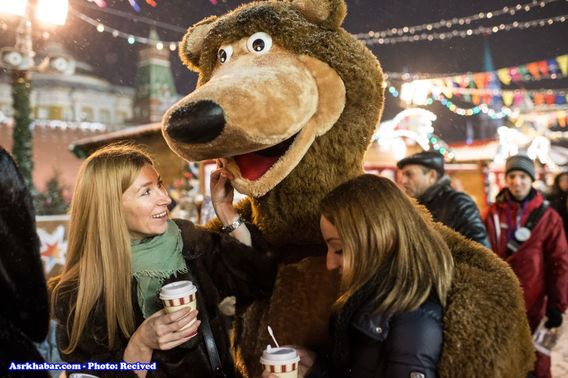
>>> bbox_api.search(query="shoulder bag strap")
[188,261,228,378]
[507,202,549,254]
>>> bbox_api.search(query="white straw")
[267,325,280,348]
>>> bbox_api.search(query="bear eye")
[246,32,272,55]
[217,45,233,64]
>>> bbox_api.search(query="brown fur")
[165,1,533,376]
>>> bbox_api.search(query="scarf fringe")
[133,267,188,280]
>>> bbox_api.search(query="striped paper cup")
[260,346,300,378]
[159,280,198,331]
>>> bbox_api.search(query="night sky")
[1,0,567,142]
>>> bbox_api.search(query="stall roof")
[70,123,162,158]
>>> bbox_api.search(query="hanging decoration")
[388,54,568,115]
[356,0,562,40]
[69,8,181,48]
[360,15,566,45]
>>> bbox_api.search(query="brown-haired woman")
[265,174,454,378]
[50,144,276,378]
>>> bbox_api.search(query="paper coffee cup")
[260,346,300,378]
[159,280,197,331]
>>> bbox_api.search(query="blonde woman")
[50,144,276,378]
[265,174,454,378]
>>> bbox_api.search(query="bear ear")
[179,15,218,71]
[286,0,347,28]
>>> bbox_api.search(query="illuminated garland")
[360,14,567,45]
[63,2,568,49]
[355,0,561,39]
[387,85,515,119]
[69,8,180,50]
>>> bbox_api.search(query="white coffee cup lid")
[159,280,196,300]
[260,346,300,365]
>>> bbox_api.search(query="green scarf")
[131,220,187,318]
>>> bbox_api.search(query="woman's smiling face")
[121,164,172,240]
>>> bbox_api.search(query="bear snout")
[165,100,225,144]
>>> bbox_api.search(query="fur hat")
[397,151,445,177]
[505,154,535,181]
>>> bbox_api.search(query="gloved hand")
[544,307,563,329]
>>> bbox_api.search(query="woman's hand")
[135,307,200,350]
[210,158,252,246]
[210,158,235,212]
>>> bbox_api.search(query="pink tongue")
[234,153,279,181]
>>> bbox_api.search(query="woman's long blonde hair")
[49,144,153,354]
[320,174,454,315]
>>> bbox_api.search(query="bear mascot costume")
[162,1,534,376]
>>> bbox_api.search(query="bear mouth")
[233,133,299,181]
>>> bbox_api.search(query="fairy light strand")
[356,0,562,39]
[69,7,180,49]
[361,14,567,45]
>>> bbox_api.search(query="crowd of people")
[1,143,568,378]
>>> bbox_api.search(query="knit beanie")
[505,154,535,181]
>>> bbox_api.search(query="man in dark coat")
[397,151,490,248]
[485,154,568,378]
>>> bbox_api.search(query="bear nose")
[166,100,225,143]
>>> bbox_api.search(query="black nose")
[166,100,225,144]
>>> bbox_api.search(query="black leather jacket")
[418,177,490,248]
[308,298,443,378]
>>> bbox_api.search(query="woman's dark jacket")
[0,147,50,378]
[418,176,490,248]
[308,278,443,378]
[54,219,276,377]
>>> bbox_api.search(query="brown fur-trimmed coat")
[162,1,534,376]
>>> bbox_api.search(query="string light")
[356,0,561,40]
[360,14,567,45]
[69,8,179,49]
[387,86,517,119]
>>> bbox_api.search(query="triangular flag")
[545,94,555,105]
[510,67,521,82]
[534,93,545,106]
[502,91,514,106]
[472,95,480,105]
[557,55,568,76]
[526,62,541,80]
[473,73,489,89]
[497,68,512,85]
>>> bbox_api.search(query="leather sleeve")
[383,308,442,378]
[446,192,491,248]
[175,219,277,308]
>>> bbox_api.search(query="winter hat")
[505,154,535,181]
[397,151,445,177]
